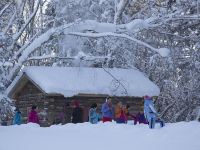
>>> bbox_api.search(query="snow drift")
[0,121,199,150]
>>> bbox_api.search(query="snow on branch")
[171,107,187,122]
[114,0,129,24]
[13,19,167,63]
[12,0,40,43]
[4,8,17,34]
[67,32,170,57]
[159,101,176,118]
[8,28,55,81]
[8,23,74,81]
[14,32,40,59]
[9,19,170,81]
[0,2,12,17]
[63,20,170,57]
[63,20,152,34]
[27,54,109,61]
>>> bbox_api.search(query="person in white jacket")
[144,95,164,129]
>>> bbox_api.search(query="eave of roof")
[7,67,160,98]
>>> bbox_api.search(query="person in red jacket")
[28,105,39,124]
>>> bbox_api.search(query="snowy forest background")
[0,0,199,123]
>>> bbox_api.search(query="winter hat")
[73,100,80,107]
[14,107,19,111]
[91,103,97,109]
[144,95,151,100]
[106,97,111,103]
[32,105,37,110]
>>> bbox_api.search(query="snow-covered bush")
[0,94,14,125]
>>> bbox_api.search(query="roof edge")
[7,72,47,99]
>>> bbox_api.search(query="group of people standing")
[71,97,130,124]
[92,97,148,125]
[12,95,165,129]
[88,96,165,129]
[101,97,128,123]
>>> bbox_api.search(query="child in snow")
[124,105,147,125]
[144,95,164,129]
[124,104,134,123]
[28,105,39,124]
[115,101,126,123]
[101,97,114,123]
[13,108,21,125]
[89,103,101,124]
[133,111,148,125]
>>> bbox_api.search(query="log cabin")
[7,66,159,126]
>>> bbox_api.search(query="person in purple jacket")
[101,97,114,123]
[133,111,148,125]
[28,105,39,124]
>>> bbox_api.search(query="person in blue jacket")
[89,103,101,124]
[144,95,164,129]
[101,97,114,122]
[13,108,22,125]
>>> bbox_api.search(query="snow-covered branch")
[4,8,17,34]
[14,32,40,59]
[8,22,75,81]
[27,55,109,61]
[159,101,176,118]
[8,19,170,80]
[67,32,170,57]
[12,0,40,43]
[0,2,12,17]
[8,28,56,78]
[171,108,187,122]
[114,0,129,24]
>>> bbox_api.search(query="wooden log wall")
[67,95,144,122]
[15,81,144,126]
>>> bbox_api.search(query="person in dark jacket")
[13,108,22,125]
[71,101,83,123]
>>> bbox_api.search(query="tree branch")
[114,0,129,24]
[102,67,128,96]
[4,8,17,34]
[0,2,12,17]
[12,0,40,44]
[67,32,166,56]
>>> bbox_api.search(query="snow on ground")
[0,121,199,150]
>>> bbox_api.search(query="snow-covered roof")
[7,66,160,97]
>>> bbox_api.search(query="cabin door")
[83,107,89,122]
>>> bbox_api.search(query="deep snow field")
[0,121,199,150]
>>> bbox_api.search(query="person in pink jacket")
[28,105,39,124]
